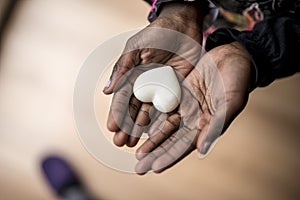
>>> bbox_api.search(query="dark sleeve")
[205,12,300,89]
[143,0,153,6]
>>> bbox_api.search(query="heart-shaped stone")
[133,66,181,113]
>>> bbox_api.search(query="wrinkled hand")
[135,42,253,174]
[103,3,207,147]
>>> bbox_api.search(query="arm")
[205,12,300,89]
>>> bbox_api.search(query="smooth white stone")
[133,66,181,113]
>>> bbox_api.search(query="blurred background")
[0,0,300,199]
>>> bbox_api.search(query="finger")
[135,112,181,160]
[135,141,175,175]
[197,93,246,157]
[135,103,153,127]
[106,109,120,132]
[133,111,165,155]
[107,84,142,146]
[147,112,168,136]
[106,82,133,132]
[153,145,195,173]
[103,50,140,94]
[106,63,156,132]
[107,64,161,145]
[127,125,145,147]
[135,128,197,174]
[135,146,165,175]
[135,112,178,159]
[127,103,154,147]
[197,108,226,157]
[137,86,202,173]
[113,131,129,147]
[113,96,142,147]
[128,95,142,122]
[151,128,198,173]
[135,84,197,160]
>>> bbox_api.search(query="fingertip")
[136,171,147,176]
[199,142,212,155]
[135,161,150,175]
[198,152,208,159]
[126,137,139,147]
[135,151,157,175]
[113,132,128,147]
[102,80,113,94]
[151,161,165,174]
[197,138,219,158]
[135,148,147,160]
[106,109,121,132]
[106,118,119,132]
[102,87,113,95]
[135,168,148,176]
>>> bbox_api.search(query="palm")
[138,17,203,76]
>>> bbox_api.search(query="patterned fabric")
[144,0,300,31]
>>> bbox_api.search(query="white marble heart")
[133,66,181,113]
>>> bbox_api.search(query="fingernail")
[103,80,111,91]
[200,142,211,155]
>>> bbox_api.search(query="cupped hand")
[103,3,208,147]
[135,41,253,174]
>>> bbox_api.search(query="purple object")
[41,155,80,196]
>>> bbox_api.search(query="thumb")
[103,50,140,94]
[197,107,226,157]
[197,95,248,157]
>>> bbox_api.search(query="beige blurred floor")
[0,0,300,200]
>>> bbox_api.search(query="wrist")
[157,2,209,28]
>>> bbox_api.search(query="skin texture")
[103,3,252,174]
[103,2,207,148]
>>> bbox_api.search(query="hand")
[103,2,208,147]
[135,41,253,174]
